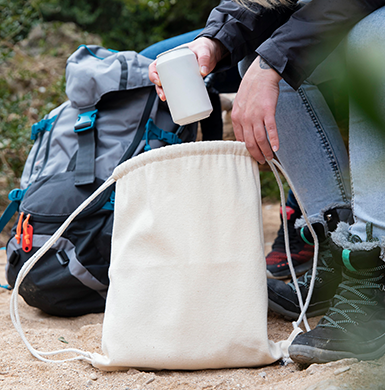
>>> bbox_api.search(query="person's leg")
[139,30,203,60]
[240,48,352,280]
[289,6,385,364]
[275,75,351,222]
[266,44,356,317]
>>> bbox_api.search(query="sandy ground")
[1,97,385,389]
[2,206,385,390]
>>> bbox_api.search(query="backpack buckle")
[74,109,98,132]
[8,188,27,202]
[31,116,57,140]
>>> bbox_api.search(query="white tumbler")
[156,46,213,126]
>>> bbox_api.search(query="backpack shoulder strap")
[74,108,98,186]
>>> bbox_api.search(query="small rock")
[89,373,98,381]
[127,368,141,375]
[334,366,350,375]
[306,363,325,376]
[325,358,358,368]
[145,378,155,385]
[258,371,267,379]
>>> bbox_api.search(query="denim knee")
[346,6,385,56]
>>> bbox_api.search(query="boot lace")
[319,222,384,332]
[318,264,385,332]
[288,241,334,291]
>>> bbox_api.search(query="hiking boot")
[268,239,342,319]
[266,206,314,279]
[289,223,385,364]
[267,206,353,318]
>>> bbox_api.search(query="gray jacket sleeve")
[197,0,298,69]
[199,0,385,89]
[257,0,385,89]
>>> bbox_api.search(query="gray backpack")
[1,45,197,316]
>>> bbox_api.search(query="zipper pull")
[22,214,33,253]
[15,212,24,244]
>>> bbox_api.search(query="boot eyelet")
[318,278,323,284]
[380,284,385,292]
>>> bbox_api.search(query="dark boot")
[268,239,342,318]
[289,223,385,364]
[266,205,314,279]
[267,206,352,319]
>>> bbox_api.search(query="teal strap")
[342,249,357,272]
[102,191,115,211]
[31,115,57,140]
[143,118,182,151]
[0,188,27,234]
[77,45,105,60]
[74,109,98,186]
[300,227,314,246]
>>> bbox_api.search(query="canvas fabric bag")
[11,140,317,371]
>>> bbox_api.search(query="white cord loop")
[10,176,116,364]
[267,159,319,332]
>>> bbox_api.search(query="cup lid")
[156,44,191,59]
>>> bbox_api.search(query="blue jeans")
[241,6,385,241]
[139,30,202,59]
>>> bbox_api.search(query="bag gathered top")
[10,141,319,371]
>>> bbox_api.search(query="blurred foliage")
[35,0,218,51]
[0,0,41,63]
[260,170,289,202]
[2,0,384,216]
[348,44,385,131]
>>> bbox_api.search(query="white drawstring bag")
[11,141,317,370]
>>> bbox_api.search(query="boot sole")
[289,343,385,364]
[266,260,313,280]
[268,298,328,320]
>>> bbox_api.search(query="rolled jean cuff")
[331,222,385,262]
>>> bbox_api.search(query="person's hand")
[232,56,282,164]
[148,37,226,101]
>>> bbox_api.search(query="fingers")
[148,60,160,86]
[149,60,166,101]
[232,110,273,165]
[188,37,223,77]
[231,56,281,164]
[264,114,279,154]
[148,37,222,101]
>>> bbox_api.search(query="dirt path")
[1,96,385,389]
[1,202,385,390]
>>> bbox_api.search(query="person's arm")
[233,0,385,163]
[196,0,298,70]
[257,0,385,89]
[149,0,297,102]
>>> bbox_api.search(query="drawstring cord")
[9,176,116,364]
[267,159,319,332]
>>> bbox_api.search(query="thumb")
[197,53,211,77]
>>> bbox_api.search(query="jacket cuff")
[256,38,306,90]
